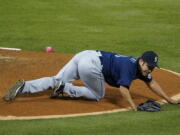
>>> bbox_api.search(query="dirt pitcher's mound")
[0,50,179,117]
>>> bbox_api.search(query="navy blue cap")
[141,51,159,68]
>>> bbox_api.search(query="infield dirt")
[0,50,179,117]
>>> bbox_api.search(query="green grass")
[0,0,180,134]
[0,104,179,135]
[0,0,180,71]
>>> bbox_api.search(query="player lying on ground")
[3,50,180,110]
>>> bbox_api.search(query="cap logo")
[154,57,158,63]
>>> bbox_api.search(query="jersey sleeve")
[138,74,153,83]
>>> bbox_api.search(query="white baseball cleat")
[50,81,65,99]
[3,80,25,101]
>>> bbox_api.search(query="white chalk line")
[0,68,179,120]
[0,56,15,60]
[0,108,129,121]
[160,68,180,76]
[0,47,21,51]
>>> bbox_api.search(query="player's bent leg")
[77,51,105,100]
[63,83,99,100]
[52,50,105,100]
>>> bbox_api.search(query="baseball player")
[3,50,179,110]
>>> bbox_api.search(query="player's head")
[138,51,159,76]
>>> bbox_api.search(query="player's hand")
[168,99,180,104]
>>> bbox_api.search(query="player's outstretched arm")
[147,79,180,104]
[119,86,137,111]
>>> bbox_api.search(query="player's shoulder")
[113,54,137,66]
[129,57,137,63]
[124,56,137,66]
[122,57,138,75]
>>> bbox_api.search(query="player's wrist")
[131,104,137,111]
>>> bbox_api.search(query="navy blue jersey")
[98,51,152,88]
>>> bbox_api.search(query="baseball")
[45,46,54,53]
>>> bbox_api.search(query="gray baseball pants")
[22,50,105,101]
